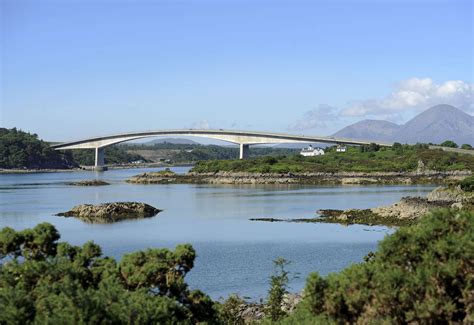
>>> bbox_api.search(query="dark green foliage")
[282,209,474,323]
[192,144,474,173]
[267,258,290,321]
[70,146,146,166]
[0,223,217,324]
[460,176,474,192]
[461,144,473,150]
[359,142,380,153]
[441,140,459,148]
[0,128,76,169]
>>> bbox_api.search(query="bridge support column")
[239,144,250,160]
[94,147,107,171]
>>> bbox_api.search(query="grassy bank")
[192,144,474,174]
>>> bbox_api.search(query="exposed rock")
[56,202,161,223]
[255,185,473,227]
[281,293,303,313]
[427,185,474,203]
[249,217,285,222]
[372,197,451,220]
[68,180,110,186]
[127,170,472,185]
[222,293,302,324]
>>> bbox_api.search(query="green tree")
[0,128,76,169]
[461,144,473,150]
[0,223,217,324]
[440,140,458,148]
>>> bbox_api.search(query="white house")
[300,145,325,156]
[336,145,347,152]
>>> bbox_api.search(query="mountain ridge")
[333,105,474,145]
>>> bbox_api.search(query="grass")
[191,145,474,174]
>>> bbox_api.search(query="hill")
[397,104,474,145]
[0,128,77,169]
[191,144,474,174]
[333,119,400,142]
[0,128,147,169]
[333,105,474,145]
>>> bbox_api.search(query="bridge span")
[52,129,393,171]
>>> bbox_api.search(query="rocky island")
[68,180,110,186]
[56,202,162,223]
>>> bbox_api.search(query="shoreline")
[126,170,472,185]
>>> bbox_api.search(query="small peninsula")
[127,144,474,185]
[251,176,474,227]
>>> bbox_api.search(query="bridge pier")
[239,144,249,160]
[94,147,107,171]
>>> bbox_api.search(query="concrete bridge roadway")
[51,129,393,171]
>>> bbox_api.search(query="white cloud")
[342,78,474,118]
[287,104,340,131]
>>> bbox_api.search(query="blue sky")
[1,0,472,141]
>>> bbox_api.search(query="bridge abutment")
[94,147,107,171]
[239,144,249,160]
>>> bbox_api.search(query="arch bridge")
[52,129,392,171]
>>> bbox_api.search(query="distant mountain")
[332,105,474,145]
[333,120,400,142]
[144,138,199,145]
[396,105,474,145]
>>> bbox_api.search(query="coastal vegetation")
[0,127,146,170]
[2,209,472,323]
[122,142,300,163]
[69,146,147,166]
[278,209,473,324]
[192,144,474,174]
[0,128,76,169]
[0,223,217,324]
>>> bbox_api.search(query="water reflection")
[0,167,434,299]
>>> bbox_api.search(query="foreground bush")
[1,209,472,324]
[282,209,474,324]
[0,223,217,324]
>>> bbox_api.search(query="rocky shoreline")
[250,185,473,227]
[126,170,471,185]
[56,202,162,223]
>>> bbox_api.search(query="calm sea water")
[0,167,434,300]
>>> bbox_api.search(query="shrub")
[440,140,458,148]
[283,209,474,323]
[0,223,218,324]
[267,257,290,321]
[460,176,474,192]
